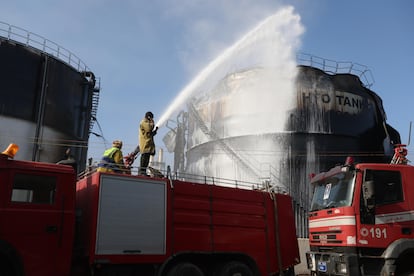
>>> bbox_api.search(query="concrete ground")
[294,238,310,275]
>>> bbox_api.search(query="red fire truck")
[0,144,299,276]
[306,145,414,275]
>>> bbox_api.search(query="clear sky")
[1,0,413,164]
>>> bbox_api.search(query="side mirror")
[362,180,375,210]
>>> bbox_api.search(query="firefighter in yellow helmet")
[139,111,158,175]
[97,140,125,173]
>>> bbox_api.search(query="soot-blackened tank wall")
[0,39,96,172]
[288,65,400,164]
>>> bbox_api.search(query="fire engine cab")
[306,145,414,275]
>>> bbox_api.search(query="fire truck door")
[95,175,167,256]
[1,171,63,276]
[358,169,406,247]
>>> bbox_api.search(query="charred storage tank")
[0,22,100,173]
[174,63,400,237]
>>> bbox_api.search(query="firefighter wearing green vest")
[97,140,125,173]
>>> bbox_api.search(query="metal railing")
[0,21,90,72]
[80,164,266,191]
[296,52,375,88]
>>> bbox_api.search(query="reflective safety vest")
[97,147,123,173]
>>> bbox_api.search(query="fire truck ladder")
[187,100,261,181]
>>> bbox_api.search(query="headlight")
[336,262,347,274]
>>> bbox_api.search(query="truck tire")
[217,261,253,276]
[396,256,414,276]
[399,272,414,276]
[0,240,23,276]
[0,258,15,276]
[166,262,204,276]
[283,266,295,276]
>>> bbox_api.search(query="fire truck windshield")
[310,171,355,211]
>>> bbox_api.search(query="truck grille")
[311,230,342,244]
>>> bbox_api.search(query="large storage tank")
[165,56,401,237]
[0,22,100,173]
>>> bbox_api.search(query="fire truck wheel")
[399,272,414,276]
[166,262,204,276]
[217,261,253,276]
[0,258,15,276]
[0,241,23,276]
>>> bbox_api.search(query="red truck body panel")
[76,172,299,275]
